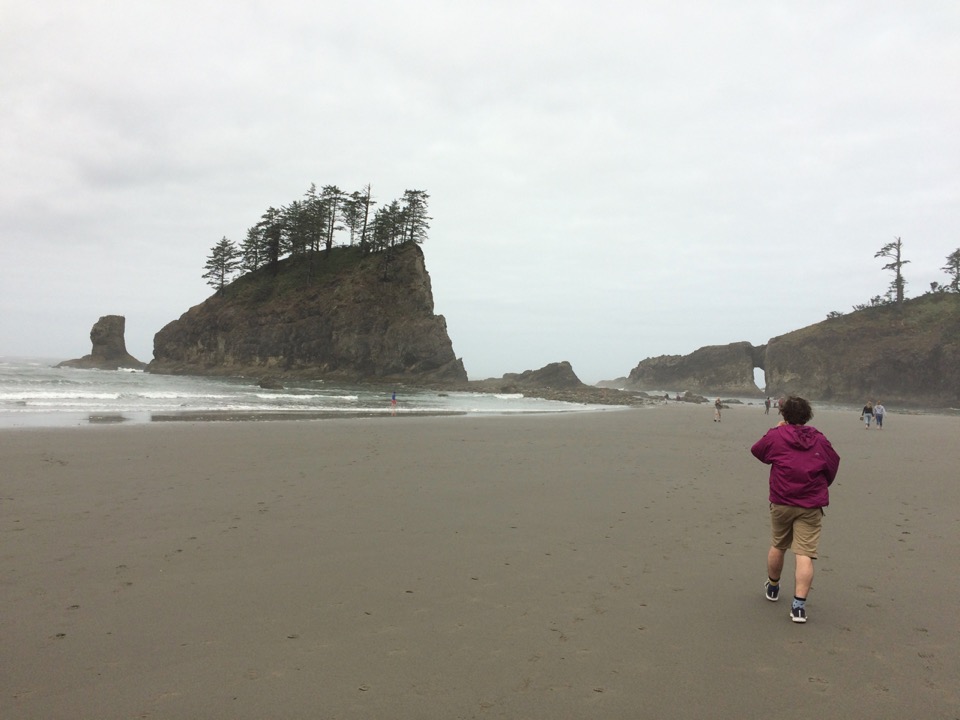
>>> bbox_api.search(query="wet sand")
[2,404,958,718]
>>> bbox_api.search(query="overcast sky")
[3,1,958,383]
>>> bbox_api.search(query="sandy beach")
[2,403,958,719]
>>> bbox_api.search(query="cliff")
[626,341,764,397]
[764,293,960,407]
[625,293,960,407]
[57,315,147,370]
[148,243,467,383]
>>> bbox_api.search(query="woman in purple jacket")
[751,396,840,623]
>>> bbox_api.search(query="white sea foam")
[0,391,122,401]
[0,359,615,428]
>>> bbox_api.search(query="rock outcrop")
[626,341,764,397]
[500,361,586,390]
[625,294,960,407]
[468,361,650,406]
[57,315,147,370]
[148,243,467,383]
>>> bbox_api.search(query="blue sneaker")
[790,605,807,623]
[764,581,780,602]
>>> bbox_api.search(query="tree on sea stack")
[875,237,910,304]
[320,185,345,253]
[205,183,428,284]
[258,206,285,270]
[341,186,374,249]
[240,225,267,272]
[202,236,241,290]
[402,189,431,244]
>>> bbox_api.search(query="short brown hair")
[780,395,813,425]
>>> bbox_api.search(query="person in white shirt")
[874,402,886,429]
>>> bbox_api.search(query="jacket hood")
[780,424,819,450]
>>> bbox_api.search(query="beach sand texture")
[2,405,958,719]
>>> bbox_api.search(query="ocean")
[0,357,622,428]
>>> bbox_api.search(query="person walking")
[874,401,886,429]
[860,401,874,429]
[764,397,771,415]
[714,398,722,422]
[751,396,840,623]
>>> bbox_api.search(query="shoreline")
[3,405,958,718]
[2,395,957,431]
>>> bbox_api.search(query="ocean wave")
[0,359,609,427]
[0,391,122,401]
[132,392,234,400]
[254,393,359,402]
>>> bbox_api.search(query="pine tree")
[320,185,344,253]
[303,183,326,254]
[402,189,431,245]
[240,226,266,273]
[875,237,910,304]
[942,248,960,292]
[258,207,284,270]
[341,191,365,247]
[202,236,241,290]
[357,184,375,253]
[282,199,310,256]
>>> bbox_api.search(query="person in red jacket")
[751,396,840,623]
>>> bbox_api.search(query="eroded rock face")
[626,341,763,396]
[57,315,147,370]
[148,243,467,383]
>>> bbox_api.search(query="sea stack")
[148,243,467,383]
[56,315,147,370]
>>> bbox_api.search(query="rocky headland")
[625,293,960,408]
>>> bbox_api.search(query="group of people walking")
[860,400,886,429]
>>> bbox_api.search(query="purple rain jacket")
[751,424,840,508]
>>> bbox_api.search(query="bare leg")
[767,546,785,581]
[795,555,814,598]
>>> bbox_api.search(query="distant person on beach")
[860,401,874,429]
[764,397,771,415]
[714,398,722,422]
[874,402,886,429]
[751,395,840,623]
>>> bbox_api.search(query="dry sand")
[2,403,958,719]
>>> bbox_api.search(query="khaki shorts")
[770,503,823,558]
